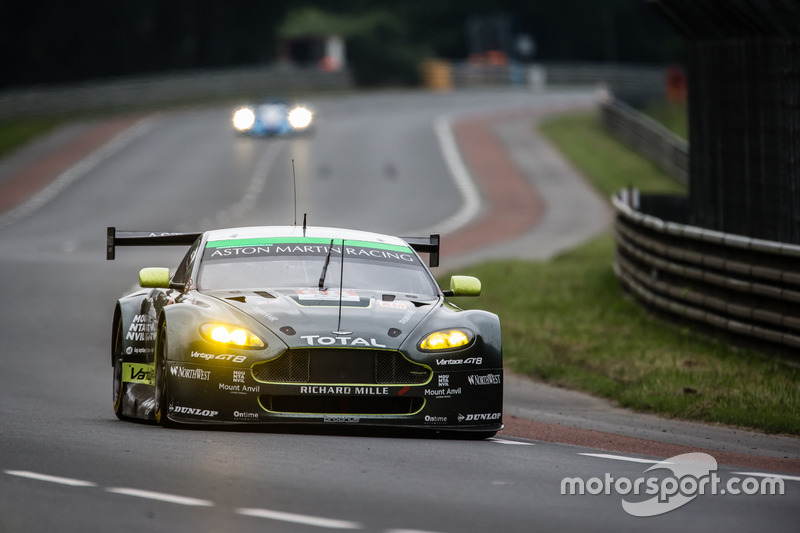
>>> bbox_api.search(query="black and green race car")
[107,225,502,437]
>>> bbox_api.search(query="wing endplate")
[402,234,440,268]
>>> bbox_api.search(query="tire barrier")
[613,190,800,349]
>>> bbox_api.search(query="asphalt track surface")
[0,89,798,532]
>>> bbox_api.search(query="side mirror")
[447,275,481,297]
[139,267,171,288]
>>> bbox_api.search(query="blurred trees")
[0,0,681,89]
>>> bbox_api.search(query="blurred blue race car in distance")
[232,100,314,136]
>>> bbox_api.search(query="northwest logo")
[467,374,501,385]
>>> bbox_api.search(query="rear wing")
[106,227,201,260]
[403,234,440,268]
[107,226,440,267]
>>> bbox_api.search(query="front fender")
[159,300,287,366]
[401,308,502,369]
[114,292,160,367]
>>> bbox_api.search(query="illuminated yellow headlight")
[288,106,312,129]
[200,323,265,348]
[232,107,256,131]
[419,329,474,351]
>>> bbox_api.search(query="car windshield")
[197,238,439,297]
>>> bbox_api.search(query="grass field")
[0,117,64,159]
[445,110,800,436]
[644,101,688,139]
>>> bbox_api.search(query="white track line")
[236,507,361,529]
[4,470,97,487]
[489,438,535,446]
[0,118,156,228]
[184,140,284,232]
[578,453,663,464]
[106,487,214,506]
[386,530,447,533]
[732,472,800,483]
[410,116,482,236]
[583,455,800,479]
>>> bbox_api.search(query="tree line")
[0,0,682,89]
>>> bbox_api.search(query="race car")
[107,225,503,437]
[232,100,313,136]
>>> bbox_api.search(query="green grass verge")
[445,110,800,435]
[643,101,688,139]
[0,117,65,160]
[537,110,686,197]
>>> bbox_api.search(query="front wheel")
[153,322,173,427]
[112,319,128,420]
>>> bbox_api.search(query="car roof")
[203,226,412,247]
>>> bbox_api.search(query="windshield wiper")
[318,239,335,290]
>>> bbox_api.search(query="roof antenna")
[302,213,307,236]
[337,239,346,333]
[291,159,297,226]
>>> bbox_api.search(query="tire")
[112,319,127,420]
[153,322,173,427]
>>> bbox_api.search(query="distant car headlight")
[418,329,474,352]
[232,107,256,131]
[200,323,265,348]
[288,106,313,129]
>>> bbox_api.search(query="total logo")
[457,412,502,423]
[300,335,386,347]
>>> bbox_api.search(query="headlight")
[288,106,313,129]
[418,329,474,352]
[200,323,265,348]
[232,107,256,131]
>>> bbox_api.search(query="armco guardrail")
[0,64,352,120]
[613,190,800,349]
[544,63,665,96]
[601,98,688,185]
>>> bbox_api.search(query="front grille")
[260,395,425,415]
[252,350,310,383]
[251,349,431,385]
